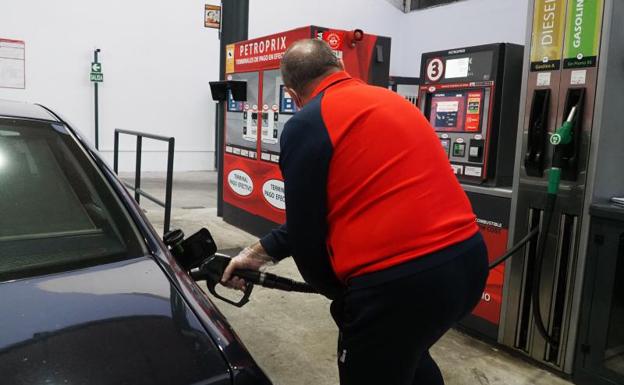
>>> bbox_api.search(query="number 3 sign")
[426,58,444,82]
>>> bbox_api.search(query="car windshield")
[0,118,146,281]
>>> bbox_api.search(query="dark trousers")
[330,233,488,385]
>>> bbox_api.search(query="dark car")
[0,100,271,385]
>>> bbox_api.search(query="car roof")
[0,99,60,122]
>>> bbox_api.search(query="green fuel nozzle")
[547,106,578,195]
[550,106,577,146]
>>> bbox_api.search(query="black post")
[216,0,249,217]
[164,137,175,235]
[93,49,100,150]
[134,136,142,203]
[214,103,222,170]
[113,129,119,173]
[215,102,223,168]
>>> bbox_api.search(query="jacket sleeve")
[274,109,343,299]
[259,223,290,260]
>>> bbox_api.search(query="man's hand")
[221,242,274,290]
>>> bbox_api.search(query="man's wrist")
[249,242,274,262]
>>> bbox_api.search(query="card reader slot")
[525,90,551,177]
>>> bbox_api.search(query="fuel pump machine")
[219,26,391,235]
[389,76,420,107]
[500,0,624,379]
[418,44,524,340]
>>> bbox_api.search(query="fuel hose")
[487,106,578,348]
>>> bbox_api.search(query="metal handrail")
[113,128,175,235]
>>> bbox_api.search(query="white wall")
[0,0,220,171]
[249,0,528,78]
[395,0,529,77]
[0,0,529,171]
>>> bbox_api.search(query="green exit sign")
[90,73,103,82]
[90,61,103,82]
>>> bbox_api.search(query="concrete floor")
[124,171,574,385]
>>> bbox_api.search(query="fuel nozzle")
[547,106,578,195]
[550,106,577,146]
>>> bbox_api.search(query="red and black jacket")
[260,71,478,299]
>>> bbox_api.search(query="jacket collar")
[309,71,352,99]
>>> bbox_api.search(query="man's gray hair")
[280,39,341,94]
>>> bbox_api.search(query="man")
[222,39,488,385]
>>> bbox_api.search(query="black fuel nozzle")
[191,254,255,307]
[163,228,253,307]
[164,227,317,307]
[164,228,217,271]
[191,254,318,307]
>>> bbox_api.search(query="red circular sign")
[325,32,342,50]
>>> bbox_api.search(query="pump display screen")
[445,58,470,79]
[428,90,484,132]
[429,92,466,131]
[227,90,244,112]
[279,85,298,114]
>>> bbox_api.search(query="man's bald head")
[280,39,342,97]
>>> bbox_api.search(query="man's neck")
[299,68,342,106]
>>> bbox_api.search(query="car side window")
[0,119,146,280]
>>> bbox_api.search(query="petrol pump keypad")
[453,142,466,157]
[426,87,489,181]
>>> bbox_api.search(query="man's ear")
[287,87,303,109]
